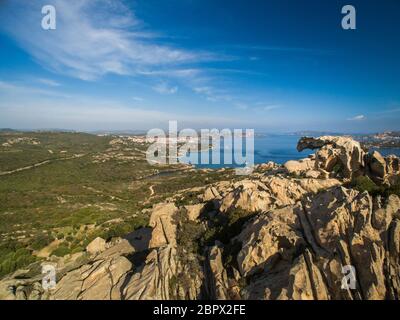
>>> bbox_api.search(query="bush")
[31,234,55,250]
[350,176,400,197]
[51,245,71,257]
[350,176,382,195]
[71,246,84,254]
[202,208,256,247]
[0,243,37,278]
[56,233,64,240]
[99,216,149,241]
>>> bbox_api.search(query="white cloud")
[137,68,201,79]
[193,87,213,95]
[193,86,233,102]
[0,0,211,81]
[347,115,366,121]
[262,104,281,111]
[132,96,144,102]
[152,82,178,95]
[37,78,61,87]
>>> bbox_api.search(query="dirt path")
[0,154,86,176]
[149,185,155,196]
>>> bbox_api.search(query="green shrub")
[349,175,400,198]
[384,183,400,197]
[51,245,71,257]
[202,208,256,247]
[71,246,84,254]
[0,243,37,278]
[31,234,55,250]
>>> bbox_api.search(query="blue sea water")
[181,135,400,169]
[181,135,312,169]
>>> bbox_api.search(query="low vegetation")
[350,176,400,197]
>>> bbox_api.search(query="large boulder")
[284,158,315,175]
[367,151,387,181]
[86,237,106,255]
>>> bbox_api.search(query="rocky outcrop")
[296,135,400,185]
[238,187,400,300]
[215,177,340,214]
[297,136,366,179]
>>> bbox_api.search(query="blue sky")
[0,0,399,132]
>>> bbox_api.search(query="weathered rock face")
[216,177,340,214]
[236,205,306,277]
[53,255,132,300]
[238,187,400,300]
[0,239,136,300]
[148,202,178,248]
[122,245,178,300]
[204,245,229,299]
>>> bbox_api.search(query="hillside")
[0,131,235,279]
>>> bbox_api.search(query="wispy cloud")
[0,81,69,98]
[262,104,281,111]
[193,86,233,102]
[37,78,61,87]
[347,115,366,121]
[0,93,248,130]
[152,82,178,95]
[0,0,212,81]
[132,96,144,102]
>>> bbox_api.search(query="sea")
[180,134,400,169]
